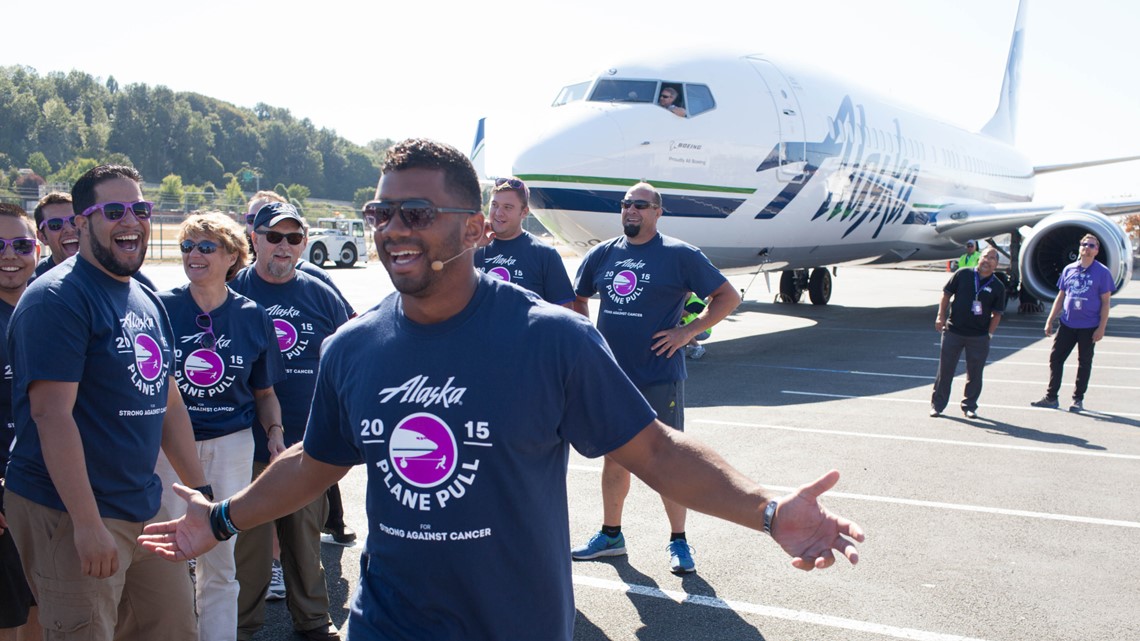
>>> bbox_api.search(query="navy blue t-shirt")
[0,301,14,479]
[6,256,175,522]
[473,231,575,304]
[158,286,286,441]
[304,275,655,640]
[575,233,726,387]
[32,254,156,290]
[230,267,349,462]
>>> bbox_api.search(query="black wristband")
[193,484,215,502]
[209,499,241,541]
[763,500,778,536]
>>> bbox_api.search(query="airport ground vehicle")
[305,217,368,268]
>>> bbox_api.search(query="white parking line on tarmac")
[899,356,1140,371]
[568,463,1140,528]
[736,363,1140,390]
[689,419,1140,460]
[572,575,995,641]
[934,343,1140,356]
[781,390,1140,419]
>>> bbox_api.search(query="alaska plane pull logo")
[755,96,920,239]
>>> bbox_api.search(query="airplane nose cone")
[511,106,626,177]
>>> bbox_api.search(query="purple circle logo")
[612,270,638,296]
[488,266,511,282]
[273,319,298,352]
[389,413,457,488]
[133,334,163,382]
[185,349,225,387]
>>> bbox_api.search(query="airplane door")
[747,58,807,183]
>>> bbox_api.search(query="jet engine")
[1019,209,1133,302]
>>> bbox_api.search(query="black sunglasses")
[362,199,480,231]
[256,230,305,245]
[180,239,220,254]
[1079,242,1098,248]
[620,199,657,210]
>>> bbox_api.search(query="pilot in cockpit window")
[659,87,687,117]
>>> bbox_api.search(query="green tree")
[48,157,99,186]
[27,152,52,178]
[222,176,245,211]
[158,174,186,212]
[285,184,311,210]
[353,187,375,209]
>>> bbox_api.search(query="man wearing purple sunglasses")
[4,164,207,640]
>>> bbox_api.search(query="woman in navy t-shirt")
[154,212,286,641]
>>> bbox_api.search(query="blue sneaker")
[668,539,696,574]
[571,531,626,560]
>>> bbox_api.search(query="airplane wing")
[933,198,1140,243]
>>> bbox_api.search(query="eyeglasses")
[78,201,154,221]
[195,313,216,351]
[0,237,37,255]
[180,239,220,254]
[362,199,480,232]
[1079,242,1098,248]
[620,199,657,210]
[39,217,76,232]
[256,230,305,245]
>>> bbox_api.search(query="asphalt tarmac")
[142,257,1140,641]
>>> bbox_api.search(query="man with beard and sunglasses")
[138,139,862,641]
[228,202,348,641]
[5,165,207,640]
[571,182,741,574]
[31,191,157,289]
[472,177,575,307]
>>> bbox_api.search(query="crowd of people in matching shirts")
[0,140,864,641]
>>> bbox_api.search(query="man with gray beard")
[228,203,348,641]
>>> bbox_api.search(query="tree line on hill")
[0,65,391,211]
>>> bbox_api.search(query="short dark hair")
[0,203,36,236]
[34,192,72,226]
[380,138,482,210]
[71,165,142,218]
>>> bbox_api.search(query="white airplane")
[482,0,1137,306]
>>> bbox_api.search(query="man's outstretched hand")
[138,483,219,561]
[770,470,864,571]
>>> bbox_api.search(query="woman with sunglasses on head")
[153,212,287,641]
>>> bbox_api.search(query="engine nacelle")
[1019,209,1133,302]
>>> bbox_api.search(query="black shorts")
[0,499,36,628]
[637,380,684,431]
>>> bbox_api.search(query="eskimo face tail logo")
[185,349,225,386]
[134,334,163,381]
[612,270,638,296]
[273,319,298,352]
[488,266,511,282]
[389,413,458,488]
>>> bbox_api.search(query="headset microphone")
[431,245,477,271]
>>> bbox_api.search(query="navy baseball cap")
[253,202,304,229]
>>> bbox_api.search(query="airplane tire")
[808,268,832,305]
[336,243,357,268]
[310,243,327,267]
[778,270,802,304]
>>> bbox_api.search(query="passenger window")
[684,84,716,117]
[588,79,658,103]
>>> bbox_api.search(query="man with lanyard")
[229,202,348,641]
[5,165,206,640]
[472,176,575,307]
[140,138,862,641]
[1031,234,1114,412]
[31,191,158,289]
[570,182,742,574]
[931,247,1005,419]
[0,204,41,640]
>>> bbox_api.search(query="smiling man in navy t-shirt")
[5,165,206,640]
[572,181,742,574]
[139,139,864,641]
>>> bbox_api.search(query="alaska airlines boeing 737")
[478,0,1136,306]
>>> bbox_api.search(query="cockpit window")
[588,79,659,103]
[684,84,715,116]
[553,81,591,107]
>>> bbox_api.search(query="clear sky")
[6,0,1138,203]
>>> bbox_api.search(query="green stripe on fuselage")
[515,174,755,195]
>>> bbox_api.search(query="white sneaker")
[266,560,286,601]
[686,345,706,360]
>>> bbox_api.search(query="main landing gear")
[777,268,833,305]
